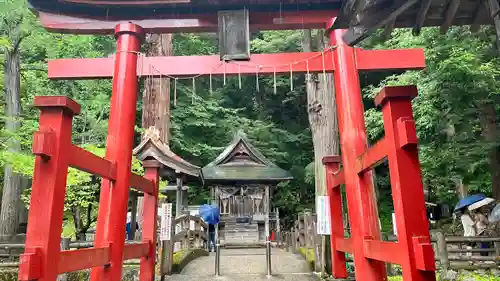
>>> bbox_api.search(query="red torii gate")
[18,10,435,281]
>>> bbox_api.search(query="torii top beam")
[35,10,339,34]
[29,0,491,37]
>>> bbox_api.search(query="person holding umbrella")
[454,194,487,255]
[469,197,496,256]
[199,204,220,252]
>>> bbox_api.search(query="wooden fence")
[160,214,208,275]
[0,214,208,278]
[276,212,500,272]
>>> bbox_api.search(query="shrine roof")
[133,127,203,184]
[28,0,341,19]
[202,131,292,184]
[28,0,489,34]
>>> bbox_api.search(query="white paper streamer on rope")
[134,46,338,98]
[223,63,227,86]
[330,48,335,73]
[139,53,144,80]
[273,67,277,94]
[209,72,213,94]
[322,51,327,82]
[159,71,163,102]
[174,78,178,107]
[238,65,242,89]
[192,77,196,104]
[256,66,260,92]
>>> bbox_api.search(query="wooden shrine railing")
[17,96,161,281]
[0,240,144,268]
[2,214,209,277]
[174,214,208,249]
[278,212,500,272]
[160,214,208,275]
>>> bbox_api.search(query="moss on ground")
[171,248,209,273]
[298,247,315,270]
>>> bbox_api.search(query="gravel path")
[165,248,319,281]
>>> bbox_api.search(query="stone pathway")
[165,248,319,281]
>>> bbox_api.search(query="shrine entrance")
[203,131,291,246]
[20,2,436,281]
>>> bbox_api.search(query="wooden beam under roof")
[412,0,433,35]
[341,0,419,46]
[440,0,461,34]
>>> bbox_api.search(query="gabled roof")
[202,131,292,184]
[28,0,341,19]
[133,127,203,184]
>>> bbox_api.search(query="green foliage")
[170,31,314,223]
[363,27,500,208]
[3,0,500,237]
[0,0,36,53]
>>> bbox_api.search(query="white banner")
[316,196,331,235]
[160,203,172,241]
[392,213,397,236]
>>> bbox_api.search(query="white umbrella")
[489,203,500,223]
[468,197,495,211]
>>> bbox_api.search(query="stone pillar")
[265,185,270,238]
[176,175,183,216]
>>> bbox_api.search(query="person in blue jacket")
[208,223,216,252]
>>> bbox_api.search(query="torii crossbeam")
[48,49,425,79]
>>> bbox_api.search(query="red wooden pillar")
[140,160,161,281]
[322,156,347,278]
[90,23,144,281]
[327,23,387,281]
[18,97,80,281]
[374,86,436,281]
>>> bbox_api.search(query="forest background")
[1,0,500,240]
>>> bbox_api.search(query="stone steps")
[223,223,259,244]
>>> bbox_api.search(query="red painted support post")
[374,86,436,281]
[140,160,161,281]
[18,97,80,281]
[322,156,348,278]
[90,23,144,281]
[327,23,387,281]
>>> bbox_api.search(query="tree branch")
[20,64,47,72]
[12,30,31,53]
[71,207,79,234]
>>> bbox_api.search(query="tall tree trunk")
[479,102,500,200]
[142,34,173,144]
[455,178,468,199]
[302,29,340,197]
[138,34,173,230]
[0,48,22,241]
[302,29,340,273]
